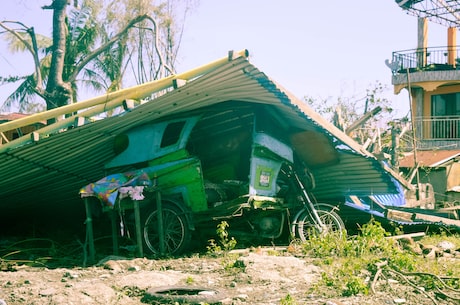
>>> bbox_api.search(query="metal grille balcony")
[414,116,460,140]
[391,46,460,74]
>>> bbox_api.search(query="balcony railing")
[391,46,460,74]
[414,116,460,140]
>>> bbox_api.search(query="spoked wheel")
[295,204,345,242]
[143,202,191,256]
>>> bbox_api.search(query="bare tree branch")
[68,14,171,83]
[0,21,44,95]
[137,17,174,77]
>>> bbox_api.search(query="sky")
[0,0,450,118]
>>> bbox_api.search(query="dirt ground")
[1,244,458,305]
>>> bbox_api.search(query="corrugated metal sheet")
[0,52,404,223]
[312,151,401,199]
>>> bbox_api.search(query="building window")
[431,93,460,138]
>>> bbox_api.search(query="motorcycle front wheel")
[294,204,345,242]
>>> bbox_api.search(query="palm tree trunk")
[45,0,72,112]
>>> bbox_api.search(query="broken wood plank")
[438,205,460,211]
[31,132,40,142]
[386,232,425,241]
[123,99,135,110]
[74,116,85,127]
[413,213,460,227]
[0,132,9,144]
[348,195,364,207]
[386,209,414,223]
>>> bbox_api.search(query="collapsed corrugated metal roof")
[0,50,407,224]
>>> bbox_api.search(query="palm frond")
[3,31,52,53]
[81,67,107,88]
[39,53,52,77]
[0,75,28,85]
[3,31,30,53]
[78,77,106,93]
[1,74,38,111]
[68,6,92,41]
[64,6,99,81]
[35,34,53,53]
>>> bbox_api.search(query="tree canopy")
[0,0,196,114]
[305,81,410,161]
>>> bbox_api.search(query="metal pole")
[84,198,95,264]
[134,201,143,257]
[406,69,421,200]
[156,189,165,255]
[110,209,119,255]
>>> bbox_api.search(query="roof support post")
[84,197,96,265]
[417,17,428,68]
[448,26,457,67]
[134,200,144,258]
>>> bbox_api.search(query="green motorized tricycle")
[81,103,345,256]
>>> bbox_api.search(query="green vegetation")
[185,276,194,284]
[206,221,237,254]
[280,293,297,305]
[303,218,460,300]
[203,218,460,303]
[206,221,243,274]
